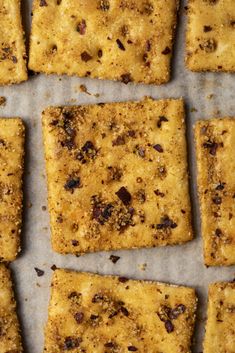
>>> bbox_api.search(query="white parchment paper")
[0,1,235,352]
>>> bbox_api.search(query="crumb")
[77,84,100,98]
[0,96,6,107]
[42,205,47,211]
[190,107,198,113]
[44,92,51,100]
[34,267,44,277]
[206,94,214,100]
[138,263,147,271]
[65,98,77,104]
[109,255,121,264]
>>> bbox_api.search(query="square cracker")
[186,0,235,72]
[0,0,27,84]
[0,118,25,262]
[204,282,235,353]
[29,0,179,85]
[44,269,197,353]
[194,118,235,266]
[0,264,23,353]
[42,98,192,255]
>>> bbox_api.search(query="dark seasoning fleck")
[34,267,44,277]
[157,304,186,333]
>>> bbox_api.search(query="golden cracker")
[195,118,235,266]
[42,98,192,255]
[44,269,197,353]
[204,282,235,353]
[29,0,179,85]
[0,118,25,261]
[0,0,27,84]
[0,264,23,353]
[186,0,235,72]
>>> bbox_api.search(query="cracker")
[186,0,235,72]
[0,118,25,261]
[44,269,197,353]
[195,118,235,266]
[29,0,179,85]
[204,282,235,353]
[0,0,27,84]
[42,98,192,255]
[0,264,23,353]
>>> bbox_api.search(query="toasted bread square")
[29,0,179,85]
[44,269,197,353]
[186,0,235,72]
[0,264,23,353]
[0,118,25,261]
[204,282,235,353]
[0,0,27,84]
[195,118,235,266]
[42,98,192,255]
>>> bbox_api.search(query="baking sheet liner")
[0,1,235,352]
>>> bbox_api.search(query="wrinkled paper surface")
[0,1,235,352]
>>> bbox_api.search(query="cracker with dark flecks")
[0,0,27,84]
[44,269,197,353]
[0,264,23,353]
[194,118,235,266]
[42,97,192,255]
[204,282,235,353]
[186,0,235,72]
[0,118,25,261]
[29,0,179,85]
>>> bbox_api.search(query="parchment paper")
[0,1,235,352]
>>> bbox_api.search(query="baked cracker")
[204,282,235,353]
[0,118,25,261]
[195,118,235,266]
[0,0,27,84]
[186,0,235,72]
[0,264,23,353]
[29,0,179,85]
[42,97,192,255]
[44,269,197,353]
